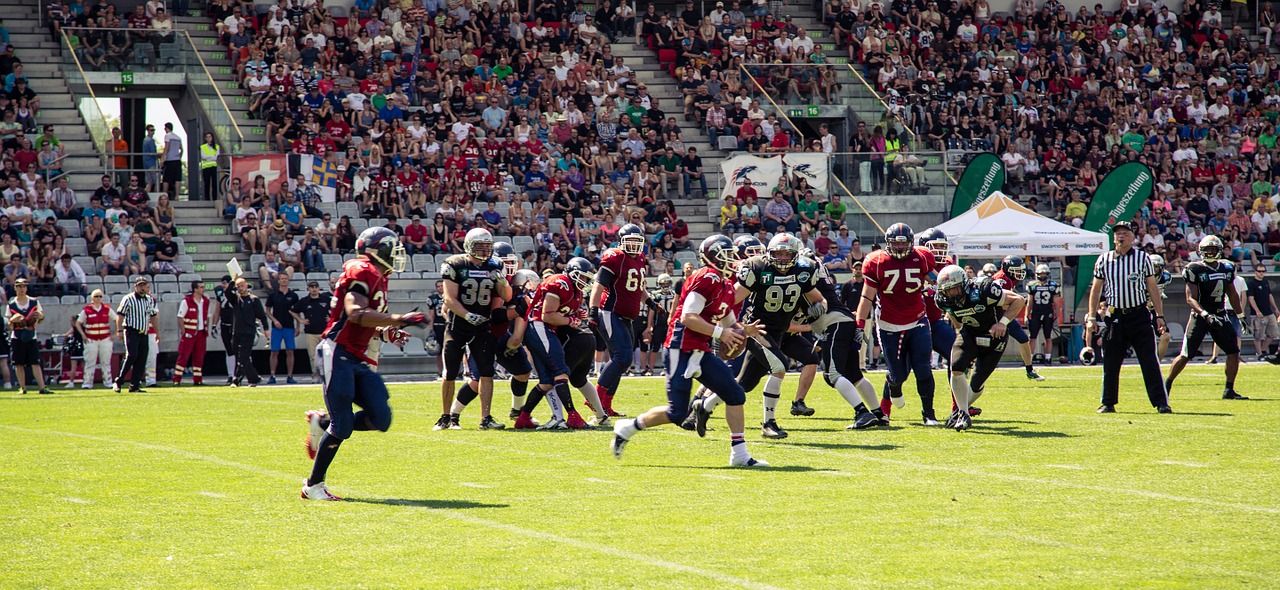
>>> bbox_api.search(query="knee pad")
[822,367,838,388]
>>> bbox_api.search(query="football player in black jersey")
[436,228,512,431]
[1026,264,1060,363]
[802,254,887,430]
[427,281,446,376]
[1165,236,1249,400]
[700,233,825,439]
[1150,254,1174,358]
[934,265,1026,431]
[641,273,676,375]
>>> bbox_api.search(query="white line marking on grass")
[1044,464,1085,470]
[458,482,492,489]
[1156,460,1210,468]
[199,491,227,498]
[701,473,741,480]
[649,430,1280,516]
[63,497,89,504]
[0,425,784,590]
[584,477,617,484]
[818,470,855,476]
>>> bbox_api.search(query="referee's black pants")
[1101,311,1168,408]
[117,328,149,389]
[232,333,260,386]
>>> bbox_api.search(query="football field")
[3,364,1279,589]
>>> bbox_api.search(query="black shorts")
[0,336,10,358]
[442,322,496,380]
[563,331,597,388]
[11,339,40,367]
[737,331,819,393]
[816,320,863,386]
[163,160,182,184]
[1027,312,1055,340]
[1181,313,1240,357]
[951,330,1007,392]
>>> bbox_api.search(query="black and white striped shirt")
[1093,248,1155,310]
[116,291,158,332]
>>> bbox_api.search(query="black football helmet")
[493,241,519,276]
[917,227,948,258]
[565,257,595,293]
[734,235,766,259]
[699,235,739,275]
[1001,255,1026,281]
[618,223,646,255]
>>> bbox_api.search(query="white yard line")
[0,424,784,590]
[63,497,89,504]
[199,491,228,498]
[1156,460,1210,468]
[458,482,492,489]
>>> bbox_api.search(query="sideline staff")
[1085,221,1170,414]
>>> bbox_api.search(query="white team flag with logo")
[782,152,829,194]
[720,154,785,199]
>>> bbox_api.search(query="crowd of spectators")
[834,0,1280,269]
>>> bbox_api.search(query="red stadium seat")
[658,49,676,63]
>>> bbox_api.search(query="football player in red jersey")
[855,223,941,425]
[612,235,769,467]
[301,226,427,500]
[589,223,649,416]
[990,255,1045,381]
[513,257,597,430]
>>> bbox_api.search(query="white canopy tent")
[935,192,1109,258]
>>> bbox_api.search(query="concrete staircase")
[174,10,267,154]
[3,5,106,195]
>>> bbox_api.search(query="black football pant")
[1100,311,1167,408]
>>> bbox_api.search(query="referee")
[1086,221,1171,414]
[115,276,159,393]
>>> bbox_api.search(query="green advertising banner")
[1072,162,1155,307]
[949,153,1006,219]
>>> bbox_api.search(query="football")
[717,327,747,360]
[9,317,26,330]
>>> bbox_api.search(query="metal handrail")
[738,63,885,234]
[843,63,959,187]
[58,29,110,168]
[180,30,244,149]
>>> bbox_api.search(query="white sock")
[615,418,640,439]
[971,386,984,405]
[832,376,862,409]
[449,399,466,415]
[544,387,566,421]
[855,378,878,409]
[512,394,526,411]
[762,375,783,422]
[578,382,606,418]
[951,373,972,413]
[226,355,234,376]
[703,392,723,412]
[729,432,749,462]
[594,361,604,374]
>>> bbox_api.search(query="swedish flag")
[311,158,338,189]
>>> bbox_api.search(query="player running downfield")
[448,242,532,429]
[590,223,648,416]
[856,223,940,425]
[990,256,1045,381]
[1026,264,1061,364]
[435,229,512,430]
[934,265,1026,431]
[301,226,427,500]
[612,235,769,467]
[802,253,887,430]
[1165,236,1249,400]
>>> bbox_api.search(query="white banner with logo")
[720,154,785,199]
[782,152,829,194]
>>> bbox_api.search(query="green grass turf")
[3,364,1280,589]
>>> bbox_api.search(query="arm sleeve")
[682,291,707,314]
[596,265,616,287]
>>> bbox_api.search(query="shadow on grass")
[344,498,508,509]
[968,425,1074,438]
[0,394,131,401]
[773,441,901,451]
[633,464,824,473]
[1118,411,1233,417]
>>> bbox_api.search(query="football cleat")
[611,434,629,459]
[680,393,704,431]
[968,407,983,417]
[1026,370,1045,381]
[448,414,462,430]
[300,480,342,501]
[693,398,713,438]
[1157,405,1174,413]
[874,410,890,427]
[432,414,452,431]
[944,410,961,429]
[536,417,569,430]
[760,420,788,439]
[305,410,327,460]
[953,412,972,432]
[848,411,880,430]
[598,388,625,417]
[588,414,611,428]
[565,411,589,429]
[922,411,941,427]
[509,408,522,420]
[729,455,770,467]
[512,412,538,430]
[1097,404,1116,413]
[1223,390,1250,400]
[479,415,506,430]
[790,400,815,416]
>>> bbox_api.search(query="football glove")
[383,327,410,347]
[464,312,488,326]
[853,326,866,346]
[398,311,429,327]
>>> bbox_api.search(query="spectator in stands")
[3,252,26,296]
[149,231,180,276]
[277,231,303,274]
[99,232,127,277]
[159,122,182,198]
[719,195,740,233]
[54,253,87,297]
[258,249,293,289]
[763,191,797,233]
[335,215,356,253]
[300,227,325,273]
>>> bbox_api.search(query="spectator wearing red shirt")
[324,113,351,149]
[1191,161,1216,187]
[1214,158,1240,184]
[404,215,429,255]
[769,129,791,151]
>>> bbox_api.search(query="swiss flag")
[231,155,288,195]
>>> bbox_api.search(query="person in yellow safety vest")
[883,128,901,192]
[200,132,219,202]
